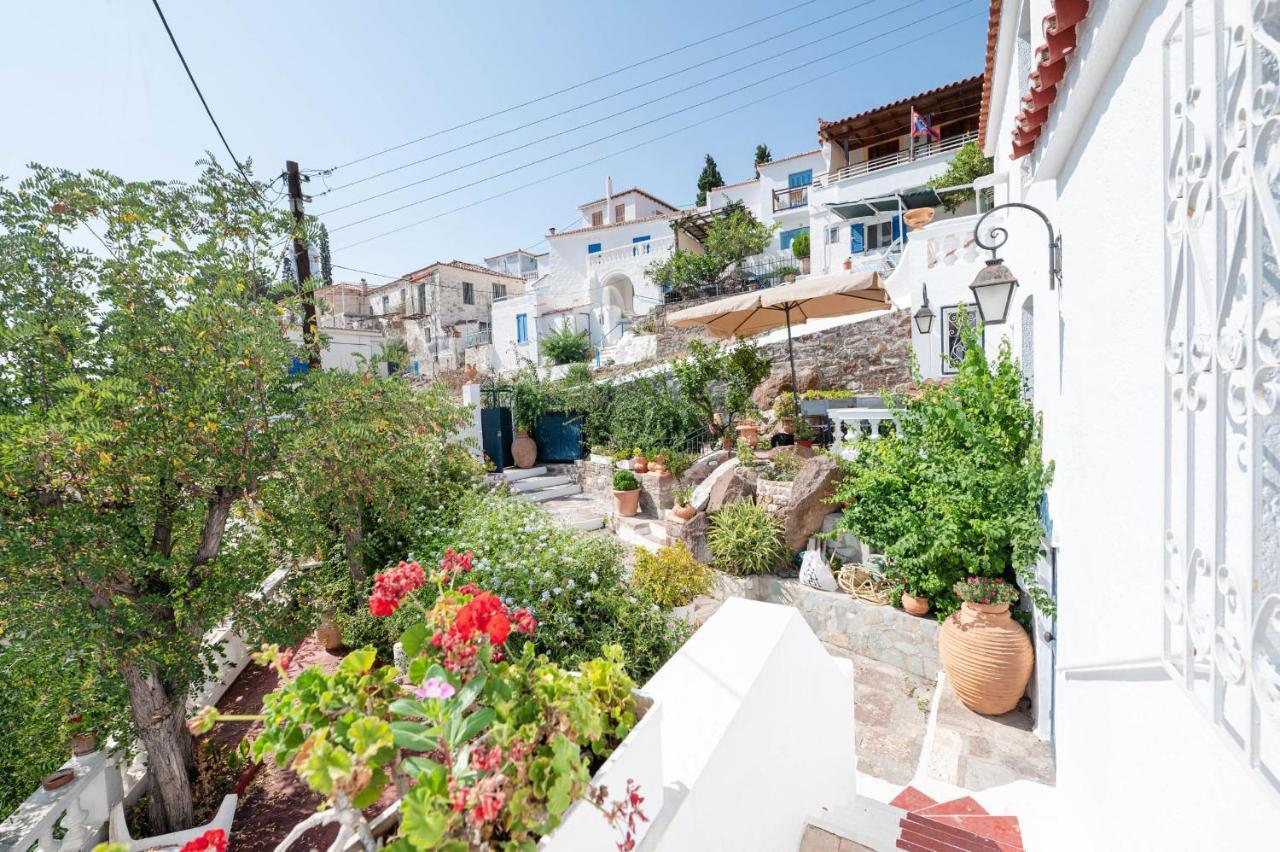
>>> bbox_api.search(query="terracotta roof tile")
[978,0,1003,149]
[818,75,983,141]
[402,260,526,282]
[575,186,681,212]
[1007,0,1092,160]
[549,210,681,238]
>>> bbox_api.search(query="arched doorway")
[600,273,635,344]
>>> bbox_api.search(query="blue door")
[533,412,584,463]
[850,223,865,253]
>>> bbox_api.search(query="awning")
[827,186,943,220]
[667,271,886,339]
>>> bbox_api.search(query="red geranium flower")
[180,829,228,852]
[368,560,426,617]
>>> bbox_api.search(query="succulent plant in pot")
[613,469,641,516]
[773,393,797,435]
[669,484,697,521]
[631,447,649,474]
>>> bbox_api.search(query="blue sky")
[1,0,987,282]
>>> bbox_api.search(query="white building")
[883,0,1280,846]
[488,183,701,374]
[484,247,547,281]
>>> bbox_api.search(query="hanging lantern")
[913,284,935,334]
[969,258,1019,324]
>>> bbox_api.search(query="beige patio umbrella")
[668,270,888,412]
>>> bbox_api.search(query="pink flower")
[413,677,456,700]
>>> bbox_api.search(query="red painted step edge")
[890,785,939,812]
[900,820,998,851]
[917,796,989,817]
[915,815,1024,851]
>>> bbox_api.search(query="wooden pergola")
[817,75,983,154]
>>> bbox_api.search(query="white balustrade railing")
[0,752,124,851]
[828,407,898,458]
[812,131,979,189]
[590,235,674,268]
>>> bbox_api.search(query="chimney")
[548,226,557,236]
[604,176,614,225]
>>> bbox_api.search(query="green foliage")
[789,229,810,260]
[754,144,772,165]
[695,153,724,207]
[612,470,639,491]
[709,500,787,575]
[760,448,801,482]
[926,141,993,212]
[510,366,549,433]
[830,309,1054,618]
[562,362,593,385]
[802,388,856,400]
[603,374,704,451]
[539,320,592,365]
[672,339,771,439]
[647,204,776,296]
[632,543,713,608]
[0,160,301,828]
[409,492,687,682]
[773,393,797,419]
[735,439,755,467]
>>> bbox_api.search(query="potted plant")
[613,469,641,516]
[736,410,760,448]
[939,577,1033,715]
[511,368,545,469]
[67,713,97,756]
[589,445,613,465]
[900,588,931,617]
[842,256,853,271]
[651,449,669,476]
[613,448,633,469]
[773,393,797,435]
[669,485,697,521]
[795,419,816,449]
[631,447,649,473]
[790,230,811,275]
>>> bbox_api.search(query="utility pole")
[287,160,322,369]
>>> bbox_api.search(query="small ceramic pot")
[901,592,930,616]
[614,489,640,517]
[671,503,697,521]
[632,455,649,474]
[71,733,97,756]
[316,612,343,653]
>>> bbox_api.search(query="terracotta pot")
[842,257,853,271]
[614,488,640,517]
[632,455,648,473]
[939,602,1034,715]
[651,455,668,475]
[71,733,97,756]
[777,416,795,435]
[511,429,537,469]
[463,363,479,382]
[903,207,936,230]
[671,503,697,521]
[43,769,76,791]
[901,591,930,616]
[736,422,759,448]
[316,612,343,653]
[721,436,735,450]
[797,439,814,449]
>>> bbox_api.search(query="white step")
[538,494,610,533]
[614,517,668,552]
[524,483,582,502]
[503,466,548,482]
[511,475,571,493]
[804,796,907,852]
[566,514,605,532]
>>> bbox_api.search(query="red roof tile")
[575,186,681,212]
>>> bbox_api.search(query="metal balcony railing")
[772,184,810,212]
[812,131,979,189]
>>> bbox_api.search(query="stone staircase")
[801,786,1025,852]
[503,467,607,532]
[613,515,668,552]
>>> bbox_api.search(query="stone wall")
[656,306,914,394]
[710,573,941,680]
[575,459,614,498]
[575,459,673,515]
[755,478,794,518]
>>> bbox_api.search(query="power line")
[326,0,957,233]
[324,0,823,173]
[331,8,983,253]
[318,0,881,198]
[149,0,260,194]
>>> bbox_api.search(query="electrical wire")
[324,0,823,173]
[318,0,884,197]
[331,8,982,253]
[325,0,964,232]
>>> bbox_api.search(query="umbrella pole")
[785,306,801,424]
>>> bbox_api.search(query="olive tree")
[0,161,300,830]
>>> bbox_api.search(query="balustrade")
[827,407,898,458]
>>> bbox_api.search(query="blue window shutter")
[632,235,651,242]
[891,215,903,243]
[788,169,813,188]
[516,314,528,343]
[850,223,865,253]
[412,361,420,375]
[781,227,806,250]
[587,243,602,254]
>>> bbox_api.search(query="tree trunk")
[122,660,196,832]
[341,502,366,587]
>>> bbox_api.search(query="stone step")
[502,466,548,481]
[510,475,571,493]
[538,493,610,532]
[524,483,582,502]
[804,795,906,852]
[614,516,668,552]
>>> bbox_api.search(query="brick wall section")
[655,307,914,394]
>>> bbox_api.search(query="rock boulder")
[751,368,819,411]
[707,465,759,513]
[783,455,843,552]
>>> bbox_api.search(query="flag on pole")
[910,107,940,141]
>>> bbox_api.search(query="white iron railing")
[828,407,898,458]
[812,131,978,189]
[0,752,125,851]
[590,235,674,268]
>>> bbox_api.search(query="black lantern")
[969,257,1019,325]
[913,284,935,334]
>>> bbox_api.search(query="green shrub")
[562,362,594,385]
[773,393,797,419]
[736,438,755,467]
[608,374,705,450]
[802,388,856,400]
[790,229,810,259]
[612,470,639,491]
[673,339,770,440]
[709,500,787,575]
[539,320,592,364]
[632,543,714,607]
[829,307,1054,619]
[760,448,801,482]
[407,492,687,681]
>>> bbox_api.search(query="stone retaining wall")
[755,478,794,517]
[710,573,940,680]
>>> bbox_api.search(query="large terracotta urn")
[736,421,759,448]
[511,429,537,469]
[939,602,1034,715]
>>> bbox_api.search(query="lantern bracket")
[973,202,1062,290]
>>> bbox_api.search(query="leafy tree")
[790,229,810,260]
[318,222,333,285]
[754,144,772,165]
[647,203,776,297]
[539,319,591,365]
[694,153,724,207]
[0,161,302,830]
[926,141,993,212]
[672,339,770,439]
[830,309,1054,618]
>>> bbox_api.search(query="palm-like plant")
[539,320,592,365]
